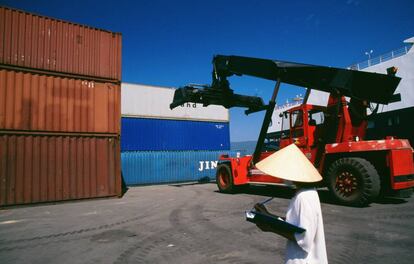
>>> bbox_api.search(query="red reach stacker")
[170,55,414,206]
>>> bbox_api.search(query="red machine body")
[218,94,414,205]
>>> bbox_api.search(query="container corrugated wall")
[0,69,121,134]
[121,117,230,151]
[0,132,121,206]
[121,150,243,185]
[0,6,122,81]
[0,6,121,207]
[121,83,229,122]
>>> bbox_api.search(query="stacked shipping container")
[0,7,122,81]
[121,150,242,185]
[121,83,229,151]
[121,83,232,185]
[0,6,122,206]
[0,134,120,205]
[0,69,120,133]
[121,118,229,151]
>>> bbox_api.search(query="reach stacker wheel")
[326,157,380,207]
[216,163,236,193]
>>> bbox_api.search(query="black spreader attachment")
[170,85,265,112]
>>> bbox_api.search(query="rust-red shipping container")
[0,68,120,134]
[0,132,121,206]
[0,6,122,82]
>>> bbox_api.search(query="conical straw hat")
[256,144,322,183]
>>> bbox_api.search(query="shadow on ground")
[375,196,407,205]
[241,185,409,207]
[238,185,346,206]
[169,181,409,207]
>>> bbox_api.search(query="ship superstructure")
[351,37,414,144]
[266,37,414,146]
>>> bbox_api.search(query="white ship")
[267,95,303,134]
[265,95,303,149]
[267,36,414,145]
[350,36,414,144]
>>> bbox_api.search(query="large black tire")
[326,157,381,206]
[216,163,235,193]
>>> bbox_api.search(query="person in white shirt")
[255,144,328,264]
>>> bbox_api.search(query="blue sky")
[1,0,413,141]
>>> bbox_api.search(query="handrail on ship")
[348,44,412,70]
[275,100,303,110]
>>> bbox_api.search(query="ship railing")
[275,101,303,110]
[348,45,412,70]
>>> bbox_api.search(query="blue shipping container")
[121,117,230,151]
[121,150,243,185]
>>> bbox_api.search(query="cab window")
[280,112,290,139]
[281,111,290,131]
[291,110,303,128]
[308,110,324,126]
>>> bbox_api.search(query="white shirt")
[285,188,328,264]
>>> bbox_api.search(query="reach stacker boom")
[170,55,414,206]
